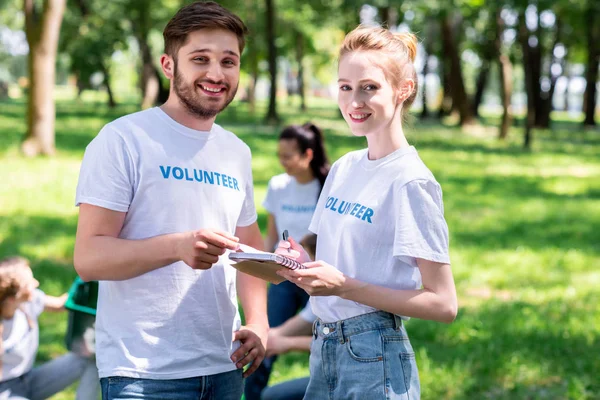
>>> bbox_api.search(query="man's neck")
[160,100,216,131]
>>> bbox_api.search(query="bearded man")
[73,2,268,399]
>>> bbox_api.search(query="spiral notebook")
[229,244,305,284]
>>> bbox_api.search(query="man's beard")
[173,63,238,120]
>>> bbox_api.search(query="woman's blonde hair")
[0,256,30,305]
[339,25,419,118]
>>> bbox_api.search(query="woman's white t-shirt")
[309,146,450,323]
[263,174,320,246]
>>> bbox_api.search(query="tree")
[264,0,278,123]
[583,0,599,127]
[22,0,66,157]
[440,11,475,126]
[494,7,513,140]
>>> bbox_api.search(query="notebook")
[228,244,305,284]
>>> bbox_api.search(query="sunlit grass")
[1,97,599,399]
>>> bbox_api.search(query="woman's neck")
[365,116,409,160]
[293,169,315,184]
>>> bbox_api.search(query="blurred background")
[1,0,599,399]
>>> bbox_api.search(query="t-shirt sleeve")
[299,303,317,323]
[393,179,450,264]
[75,125,135,212]
[30,289,46,317]
[262,178,276,214]
[237,154,258,227]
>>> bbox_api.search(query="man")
[73,2,267,399]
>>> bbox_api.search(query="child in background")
[0,256,99,400]
[244,123,329,400]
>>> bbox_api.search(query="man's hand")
[231,324,268,377]
[177,228,239,270]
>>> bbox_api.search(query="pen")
[282,229,289,242]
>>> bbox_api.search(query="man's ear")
[160,54,175,79]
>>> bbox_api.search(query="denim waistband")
[312,311,403,343]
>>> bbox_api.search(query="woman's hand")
[276,260,359,296]
[275,237,311,264]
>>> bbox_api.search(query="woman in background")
[244,124,329,400]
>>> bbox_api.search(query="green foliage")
[1,97,599,399]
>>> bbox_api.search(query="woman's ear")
[304,148,314,162]
[397,79,415,103]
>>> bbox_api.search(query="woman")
[276,26,458,399]
[244,123,330,400]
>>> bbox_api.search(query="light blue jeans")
[100,369,242,400]
[304,311,420,400]
[0,352,99,400]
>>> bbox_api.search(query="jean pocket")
[345,330,384,362]
[383,337,420,399]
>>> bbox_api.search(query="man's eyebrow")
[187,49,240,58]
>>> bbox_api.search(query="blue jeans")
[0,352,99,400]
[244,281,309,400]
[304,311,420,400]
[261,376,309,400]
[100,369,242,400]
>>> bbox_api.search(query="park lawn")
[1,96,599,400]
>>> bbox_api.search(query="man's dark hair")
[163,1,248,58]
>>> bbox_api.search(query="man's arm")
[74,204,239,281]
[231,221,269,377]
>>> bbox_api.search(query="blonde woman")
[276,26,458,399]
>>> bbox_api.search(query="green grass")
[1,96,599,399]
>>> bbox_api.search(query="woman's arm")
[277,258,458,324]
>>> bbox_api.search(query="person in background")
[276,25,458,399]
[259,233,317,400]
[0,256,99,400]
[243,122,329,400]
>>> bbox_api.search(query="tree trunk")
[519,12,535,149]
[100,62,117,108]
[22,0,66,157]
[472,60,490,118]
[583,2,600,127]
[421,49,430,119]
[296,32,306,112]
[137,34,160,109]
[265,0,279,123]
[538,18,564,129]
[563,67,570,112]
[378,6,398,29]
[440,13,474,126]
[494,8,513,140]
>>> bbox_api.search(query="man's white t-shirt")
[309,146,450,323]
[262,174,320,247]
[1,289,45,381]
[75,107,257,379]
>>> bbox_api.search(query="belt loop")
[336,320,345,344]
[312,319,319,338]
[393,314,402,331]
